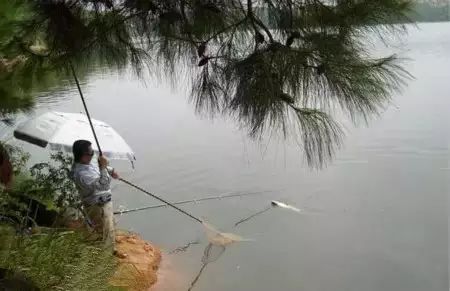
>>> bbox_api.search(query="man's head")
[72,140,94,164]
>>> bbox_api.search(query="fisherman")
[71,139,124,256]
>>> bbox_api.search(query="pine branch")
[0,0,414,167]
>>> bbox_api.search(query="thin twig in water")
[187,263,208,291]
[188,243,226,291]
[202,244,225,264]
[234,205,273,227]
[169,240,200,254]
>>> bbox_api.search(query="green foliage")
[0,1,33,56]
[1,0,415,167]
[0,190,27,226]
[29,152,77,210]
[0,147,77,228]
[0,1,103,118]
[1,143,30,175]
[0,226,119,290]
[0,147,120,290]
[0,144,30,226]
[0,1,36,115]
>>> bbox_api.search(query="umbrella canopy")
[14,111,135,162]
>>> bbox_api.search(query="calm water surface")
[11,23,450,291]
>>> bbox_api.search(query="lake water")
[11,22,450,290]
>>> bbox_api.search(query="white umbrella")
[13,111,135,163]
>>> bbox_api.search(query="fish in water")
[271,200,301,212]
[234,200,302,227]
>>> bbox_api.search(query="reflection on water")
[33,68,115,108]
[13,23,450,291]
[36,90,73,105]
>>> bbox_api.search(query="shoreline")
[109,231,162,290]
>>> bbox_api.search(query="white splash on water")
[271,200,301,212]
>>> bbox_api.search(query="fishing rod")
[69,63,203,224]
[114,190,271,215]
[119,178,202,223]
[69,62,103,156]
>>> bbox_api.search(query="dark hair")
[72,140,92,162]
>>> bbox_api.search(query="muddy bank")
[151,254,188,291]
[109,231,162,290]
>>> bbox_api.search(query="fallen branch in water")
[188,263,208,291]
[188,243,226,291]
[168,240,200,254]
[234,205,273,227]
